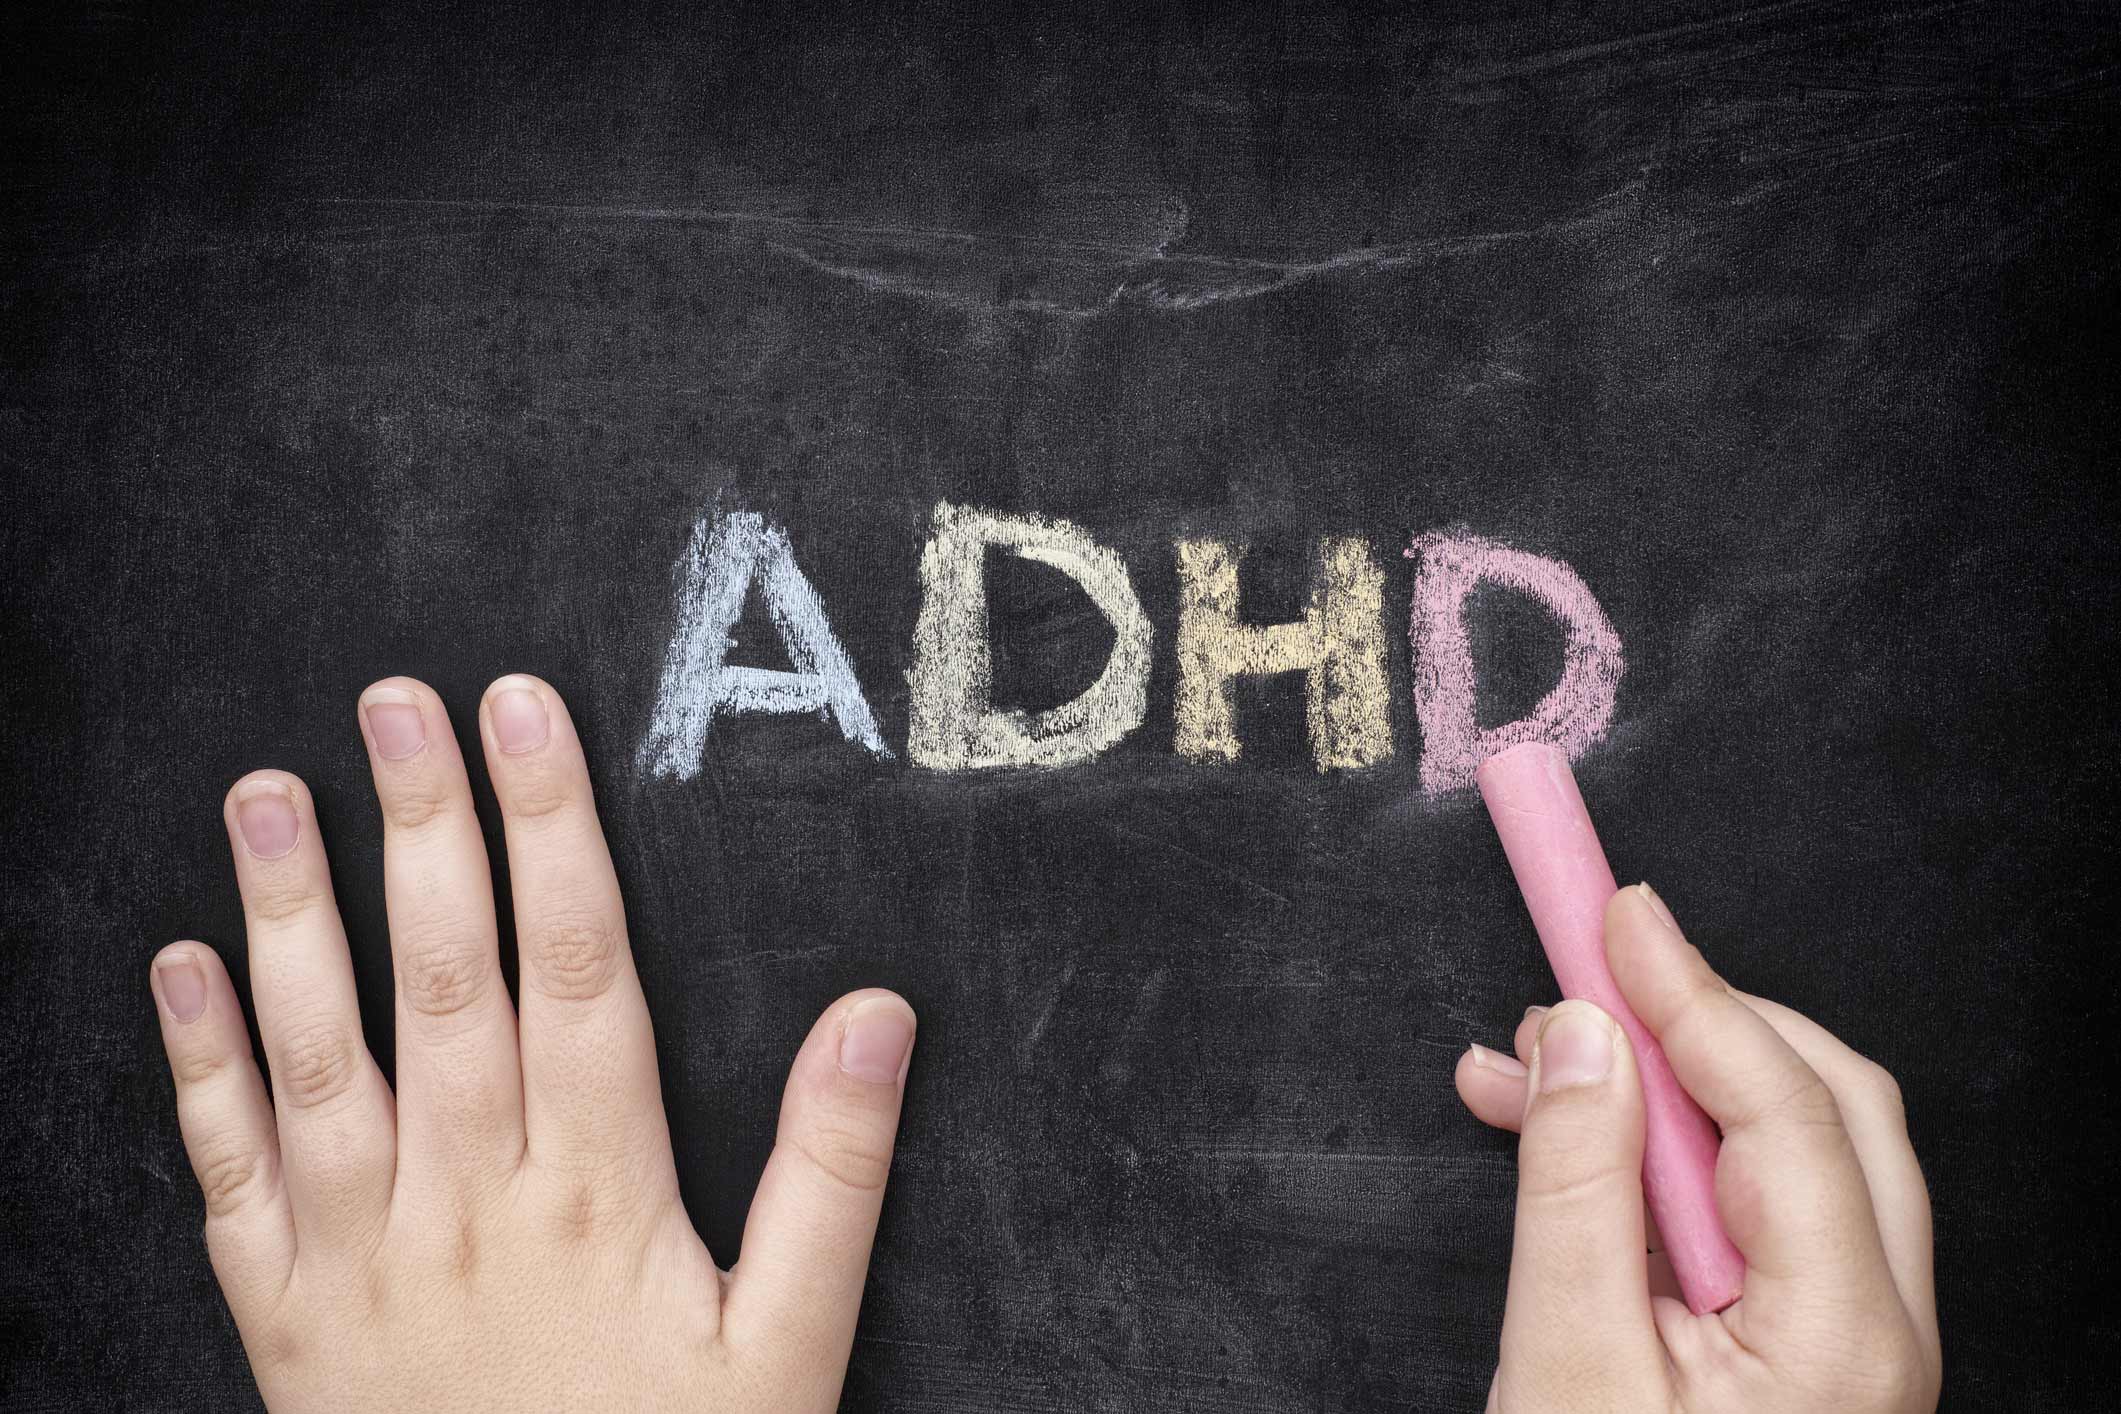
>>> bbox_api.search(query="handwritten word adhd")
[639,506,1624,796]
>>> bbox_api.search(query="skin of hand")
[1453,884,1941,1413]
[148,675,917,1412]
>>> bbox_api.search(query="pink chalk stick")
[1477,741,1745,1316]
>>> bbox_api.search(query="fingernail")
[1637,882,1678,932]
[156,954,208,1023]
[490,683,549,754]
[364,699,427,760]
[1523,1004,1549,1023]
[235,787,300,859]
[1468,1043,1528,1078]
[1536,1004,1615,1093]
[839,998,916,1085]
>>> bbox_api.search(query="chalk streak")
[308,182,1643,317]
[1102,823,1292,906]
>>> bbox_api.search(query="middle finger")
[477,674,673,1200]
[1733,991,1936,1357]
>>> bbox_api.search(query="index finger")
[1605,885,1902,1345]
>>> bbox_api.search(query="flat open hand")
[149,675,916,1411]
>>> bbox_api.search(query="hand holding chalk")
[1454,746,1940,1411]
[1477,742,1744,1314]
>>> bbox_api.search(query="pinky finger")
[151,943,294,1314]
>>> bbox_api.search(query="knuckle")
[378,775,465,833]
[503,761,580,821]
[530,1152,663,1245]
[194,1138,274,1219]
[527,912,624,1000]
[246,874,327,928]
[1679,955,1728,996]
[1758,1068,1845,1131]
[1857,1058,1907,1122]
[1678,1321,1754,1387]
[789,1120,894,1196]
[1519,1150,1636,1210]
[449,1212,479,1288]
[173,1039,235,1087]
[273,1019,362,1111]
[1516,1107,1638,1208]
[396,932,494,1019]
[556,1178,600,1243]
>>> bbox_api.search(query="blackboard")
[5,3,2117,1409]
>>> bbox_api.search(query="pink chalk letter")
[1477,741,1745,1315]
[1406,531,1623,796]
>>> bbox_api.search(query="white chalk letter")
[907,503,1152,769]
[639,511,889,779]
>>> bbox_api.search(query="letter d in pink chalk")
[1405,531,1623,795]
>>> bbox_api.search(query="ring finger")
[357,678,523,1198]
[225,771,396,1250]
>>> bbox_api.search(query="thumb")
[725,990,917,1398]
[1496,1000,1664,1408]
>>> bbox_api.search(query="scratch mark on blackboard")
[1441,0,1977,94]
[310,181,1643,319]
[698,943,839,974]
[1450,0,1830,84]
[1103,823,1292,907]
[1021,955,1079,1064]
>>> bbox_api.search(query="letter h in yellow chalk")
[1173,538,1393,770]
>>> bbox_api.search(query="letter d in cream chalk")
[1478,741,1746,1316]
[906,504,1154,769]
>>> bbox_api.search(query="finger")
[1607,884,1901,1335]
[1494,1000,1664,1407]
[725,991,916,1402]
[1454,1043,1529,1130]
[227,772,396,1248]
[357,678,523,1191]
[1454,1041,1664,1255]
[478,675,670,1190]
[1734,991,1936,1355]
[151,942,294,1315]
[1513,1004,1548,1065]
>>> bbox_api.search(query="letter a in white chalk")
[639,512,890,779]
[907,503,1153,769]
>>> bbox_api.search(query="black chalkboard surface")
[5,3,2118,1409]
